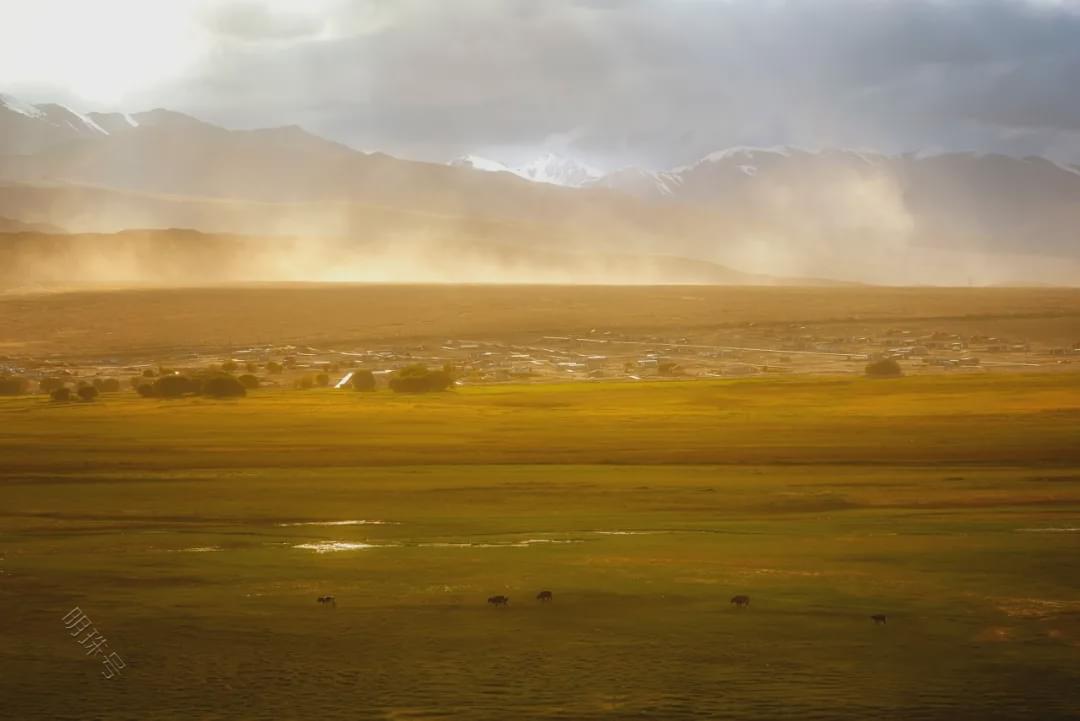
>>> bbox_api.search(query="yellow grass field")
[2,372,1079,719]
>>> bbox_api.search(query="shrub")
[350,369,376,392]
[221,360,239,372]
[154,374,197,398]
[245,362,258,373]
[865,358,903,378]
[315,373,330,388]
[266,361,283,375]
[0,376,30,396]
[142,368,157,378]
[135,383,156,398]
[50,387,73,402]
[389,365,453,393]
[40,377,66,393]
[202,374,247,398]
[237,374,260,390]
[76,385,99,402]
[658,361,681,376]
[294,375,314,390]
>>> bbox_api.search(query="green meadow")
[2,374,1079,720]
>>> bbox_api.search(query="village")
[3,323,1077,394]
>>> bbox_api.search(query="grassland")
[1,372,1079,720]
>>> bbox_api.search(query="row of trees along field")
[0,364,455,401]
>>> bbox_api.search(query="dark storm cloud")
[139,0,1080,168]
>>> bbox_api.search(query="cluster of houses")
[3,328,1076,393]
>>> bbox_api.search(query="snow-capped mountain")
[3,91,1080,283]
[0,93,115,154]
[0,93,230,157]
[450,151,602,188]
[589,145,1080,261]
[0,93,203,161]
[591,146,815,200]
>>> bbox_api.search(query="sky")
[2,0,1080,170]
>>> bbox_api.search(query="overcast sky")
[2,0,1079,169]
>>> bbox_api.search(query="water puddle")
[292,541,386,553]
[1014,527,1080,533]
[278,519,396,527]
[163,546,223,553]
[417,539,582,548]
[995,597,1078,618]
[591,530,664,536]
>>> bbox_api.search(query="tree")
[202,374,247,398]
[221,360,239,372]
[154,374,197,398]
[135,383,156,398]
[265,361,283,375]
[50,387,72,402]
[389,365,453,393]
[237,374,260,390]
[0,376,30,396]
[865,358,903,378]
[142,368,157,378]
[350,369,376,392]
[245,362,258,373]
[315,372,330,387]
[294,375,314,390]
[76,385,99,402]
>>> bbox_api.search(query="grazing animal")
[317,595,336,607]
[730,595,751,608]
[536,591,553,602]
[871,614,887,625]
[487,595,510,607]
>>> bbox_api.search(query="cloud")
[15,0,1080,167]
[199,2,328,42]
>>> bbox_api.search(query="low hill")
[0,215,65,233]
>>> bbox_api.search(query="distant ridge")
[2,92,1079,286]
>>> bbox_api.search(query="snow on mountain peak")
[517,152,602,187]
[702,145,794,162]
[2,95,111,136]
[451,154,514,174]
[61,105,108,135]
[0,92,44,119]
[450,151,602,187]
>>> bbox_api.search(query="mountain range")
[2,92,1079,286]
